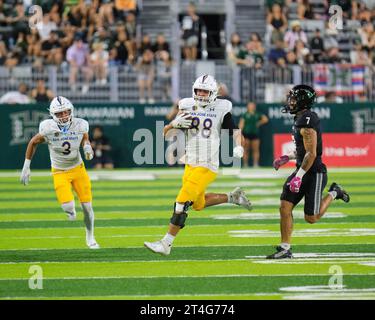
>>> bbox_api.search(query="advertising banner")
[274,133,375,167]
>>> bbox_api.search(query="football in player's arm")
[144,74,251,256]
[268,85,350,259]
[20,96,99,249]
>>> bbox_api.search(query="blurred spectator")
[90,42,109,85]
[41,31,63,66]
[284,20,307,51]
[124,12,137,62]
[294,40,310,65]
[138,34,153,56]
[181,2,200,62]
[268,40,286,64]
[30,79,54,103]
[323,46,343,63]
[112,28,129,65]
[36,14,58,41]
[286,50,297,64]
[114,0,137,20]
[0,40,6,66]
[217,82,233,102]
[317,91,344,104]
[156,50,172,102]
[136,49,155,104]
[0,82,31,104]
[226,32,243,66]
[91,126,114,169]
[66,34,93,94]
[350,40,372,65]
[358,21,375,52]
[297,0,314,20]
[266,0,287,13]
[98,0,115,28]
[266,3,288,46]
[26,29,42,64]
[310,29,325,63]
[152,34,170,57]
[238,102,269,168]
[237,34,265,68]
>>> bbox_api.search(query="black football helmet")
[281,84,317,114]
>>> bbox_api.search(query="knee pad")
[170,201,192,228]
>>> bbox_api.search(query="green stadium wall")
[1,102,374,169]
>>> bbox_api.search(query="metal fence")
[1,62,374,103]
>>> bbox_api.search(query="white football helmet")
[192,74,218,107]
[49,96,74,126]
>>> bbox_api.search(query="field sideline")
[0,168,374,300]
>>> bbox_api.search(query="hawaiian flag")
[313,64,365,96]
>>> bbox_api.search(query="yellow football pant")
[52,163,92,204]
[176,165,217,211]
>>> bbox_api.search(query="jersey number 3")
[62,141,71,155]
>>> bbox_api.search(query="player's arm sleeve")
[221,112,238,136]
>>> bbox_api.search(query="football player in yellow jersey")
[20,96,99,249]
[144,75,252,255]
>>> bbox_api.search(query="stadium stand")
[0,0,374,103]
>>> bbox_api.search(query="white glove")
[233,146,244,158]
[20,159,31,185]
[83,143,94,160]
[171,113,192,129]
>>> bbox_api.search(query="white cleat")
[87,242,100,249]
[67,212,76,221]
[230,187,252,211]
[144,240,171,256]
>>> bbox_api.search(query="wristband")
[296,168,306,179]
[24,159,31,168]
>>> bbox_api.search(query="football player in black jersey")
[267,84,350,259]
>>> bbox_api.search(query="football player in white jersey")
[144,74,252,255]
[20,96,99,249]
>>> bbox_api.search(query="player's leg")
[242,138,251,168]
[267,172,304,259]
[144,166,214,255]
[71,164,99,249]
[305,174,350,224]
[204,186,252,211]
[251,138,260,168]
[52,169,76,220]
[304,172,327,224]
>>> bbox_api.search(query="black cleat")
[329,183,350,203]
[266,246,293,259]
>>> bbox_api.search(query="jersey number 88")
[190,117,213,138]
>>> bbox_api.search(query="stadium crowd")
[227,0,375,69]
[0,0,374,101]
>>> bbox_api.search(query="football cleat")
[266,246,293,259]
[230,187,252,211]
[67,212,76,221]
[329,183,350,203]
[144,240,171,256]
[87,241,100,249]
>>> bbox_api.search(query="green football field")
[0,168,374,300]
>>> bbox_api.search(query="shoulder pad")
[39,119,55,136]
[75,118,89,133]
[178,98,195,111]
[295,111,319,128]
[214,98,232,113]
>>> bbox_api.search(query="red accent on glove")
[273,155,290,170]
[289,176,302,193]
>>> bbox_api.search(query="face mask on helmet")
[281,85,316,114]
[49,96,74,127]
[192,75,218,107]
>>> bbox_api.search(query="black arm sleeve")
[221,112,238,136]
